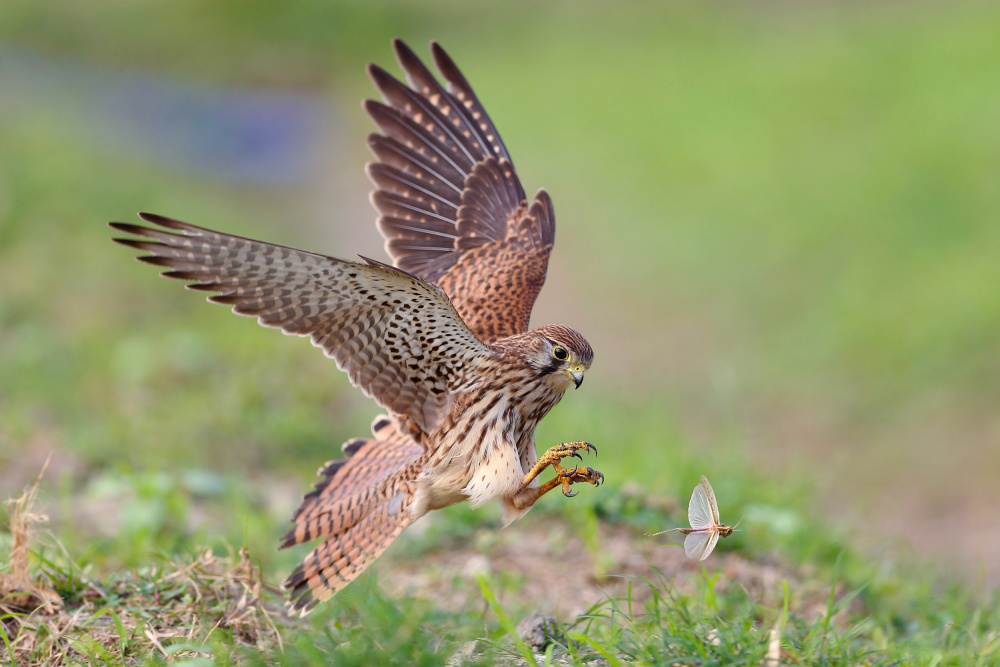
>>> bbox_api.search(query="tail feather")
[285,491,415,613]
[284,437,423,545]
[340,437,367,459]
[340,417,392,458]
[282,415,423,612]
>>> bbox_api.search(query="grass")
[2,0,1000,664]
[3,546,284,666]
[5,466,1000,665]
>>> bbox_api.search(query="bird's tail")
[280,415,424,614]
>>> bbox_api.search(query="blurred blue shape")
[0,47,331,185]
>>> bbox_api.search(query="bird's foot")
[510,442,602,511]
[554,464,605,498]
[523,441,597,485]
[511,459,605,510]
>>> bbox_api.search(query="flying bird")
[110,39,602,613]
[649,476,739,561]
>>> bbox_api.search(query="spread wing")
[110,213,493,433]
[365,39,555,344]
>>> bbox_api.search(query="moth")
[649,475,740,560]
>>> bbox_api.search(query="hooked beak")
[566,367,585,389]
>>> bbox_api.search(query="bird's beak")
[566,367,585,389]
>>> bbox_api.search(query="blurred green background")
[1,0,998,587]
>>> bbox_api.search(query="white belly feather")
[411,382,556,522]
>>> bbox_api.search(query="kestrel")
[111,39,602,613]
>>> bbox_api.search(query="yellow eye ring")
[552,345,569,361]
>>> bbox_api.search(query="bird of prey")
[111,39,602,613]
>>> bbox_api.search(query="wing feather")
[430,41,521,172]
[368,61,481,169]
[365,100,470,181]
[110,213,494,433]
[366,163,462,209]
[366,40,555,343]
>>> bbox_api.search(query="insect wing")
[687,480,714,530]
[699,475,722,526]
[683,529,721,560]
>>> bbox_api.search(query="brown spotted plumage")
[110,39,600,614]
[366,39,555,344]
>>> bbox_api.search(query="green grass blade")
[476,575,538,667]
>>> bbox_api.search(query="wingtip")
[137,212,188,230]
[392,37,416,60]
[137,211,165,224]
[429,40,447,61]
[110,236,148,249]
[430,40,459,77]
[108,221,134,233]
[366,62,390,85]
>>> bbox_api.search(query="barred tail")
[280,416,423,614]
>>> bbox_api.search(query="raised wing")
[687,479,715,530]
[110,213,493,433]
[365,39,555,344]
[699,475,722,526]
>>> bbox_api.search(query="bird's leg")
[511,442,604,511]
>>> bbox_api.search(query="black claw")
[587,442,597,456]
[563,488,578,498]
[572,452,583,462]
[562,465,579,477]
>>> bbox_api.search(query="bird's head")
[520,324,594,392]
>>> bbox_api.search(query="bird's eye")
[552,345,569,361]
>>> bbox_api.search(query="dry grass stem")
[1,459,62,616]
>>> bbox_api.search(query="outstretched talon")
[522,441,597,486]
[510,441,603,512]
[558,466,604,497]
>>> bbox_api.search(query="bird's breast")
[418,377,564,509]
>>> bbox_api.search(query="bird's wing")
[365,39,555,344]
[110,213,493,434]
